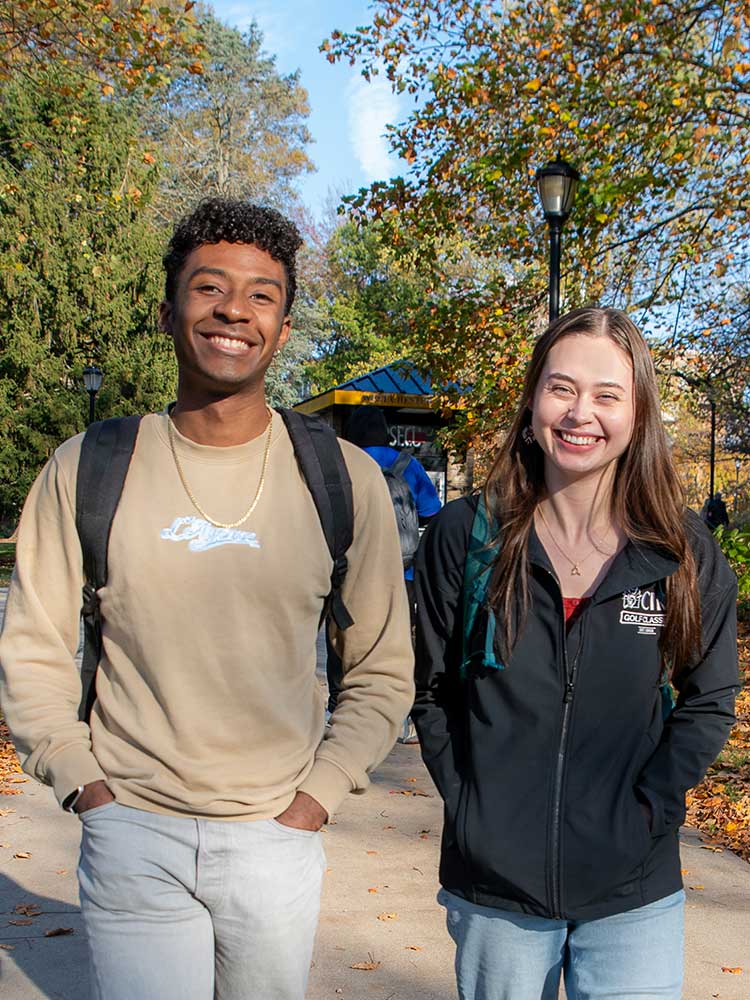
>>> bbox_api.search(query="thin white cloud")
[347,73,401,183]
[212,0,301,61]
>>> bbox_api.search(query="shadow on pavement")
[0,873,89,999]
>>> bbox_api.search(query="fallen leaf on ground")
[700,845,724,853]
[9,919,33,926]
[15,904,41,916]
[680,868,690,875]
[721,967,743,974]
[45,927,74,937]
[406,777,417,783]
[350,959,380,971]
[366,850,378,855]
[688,884,705,891]
[0,944,15,950]
[6,776,27,784]
[368,887,378,893]
[377,912,398,921]
[55,869,68,876]
[686,648,749,861]
[405,945,423,951]
[382,824,395,830]
[13,852,31,859]
[0,808,16,816]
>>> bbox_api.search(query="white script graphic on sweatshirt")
[160,516,261,552]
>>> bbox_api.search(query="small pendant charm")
[571,564,581,576]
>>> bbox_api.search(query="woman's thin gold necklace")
[167,408,274,529]
[536,505,600,577]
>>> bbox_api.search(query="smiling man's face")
[159,240,291,402]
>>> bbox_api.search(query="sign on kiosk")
[388,424,432,449]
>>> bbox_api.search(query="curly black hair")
[163,198,303,313]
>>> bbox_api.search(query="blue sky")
[210,0,406,217]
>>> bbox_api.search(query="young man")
[0,199,414,1000]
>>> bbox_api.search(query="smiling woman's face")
[530,333,635,489]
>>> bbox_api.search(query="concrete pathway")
[1,592,748,997]
[2,744,749,1000]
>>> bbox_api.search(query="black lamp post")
[735,456,742,513]
[535,156,580,323]
[708,396,716,499]
[83,365,103,425]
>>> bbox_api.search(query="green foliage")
[0,65,176,525]
[325,0,750,452]
[715,526,750,601]
[304,220,424,392]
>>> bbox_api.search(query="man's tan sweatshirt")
[0,411,415,821]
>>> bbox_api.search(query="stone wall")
[446,447,474,501]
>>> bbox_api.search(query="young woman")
[413,307,739,999]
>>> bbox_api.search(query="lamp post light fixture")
[535,156,580,323]
[83,365,103,425]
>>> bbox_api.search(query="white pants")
[78,801,325,1000]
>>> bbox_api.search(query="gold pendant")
[571,565,581,576]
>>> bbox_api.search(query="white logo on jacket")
[620,587,664,634]
[160,516,261,552]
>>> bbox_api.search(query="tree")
[304,219,423,392]
[0,65,175,525]
[0,0,203,93]
[141,12,313,221]
[325,0,750,451]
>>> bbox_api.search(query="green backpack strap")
[660,677,675,720]
[461,494,504,678]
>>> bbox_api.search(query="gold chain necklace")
[536,505,600,577]
[167,408,274,529]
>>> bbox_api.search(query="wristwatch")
[62,785,85,813]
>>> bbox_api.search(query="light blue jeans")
[78,802,326,1000]
[440,887,685,1000]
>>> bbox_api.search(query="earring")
[521,425,536,445]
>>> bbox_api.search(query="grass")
[0,542,14,587]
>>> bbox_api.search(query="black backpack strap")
[277,409,354,630]
[387,450,412,477]
[75,415,141,721]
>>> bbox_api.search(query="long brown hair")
[484,306,700,676]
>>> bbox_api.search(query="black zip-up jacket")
[413,497,739,921]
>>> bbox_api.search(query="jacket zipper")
[549,606,585,919]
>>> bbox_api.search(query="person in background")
[702,491,729,530]
[326,405,441,743]
[414,307,738,999]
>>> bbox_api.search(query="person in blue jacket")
[414,307,739,999]
[326,405,441,740]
